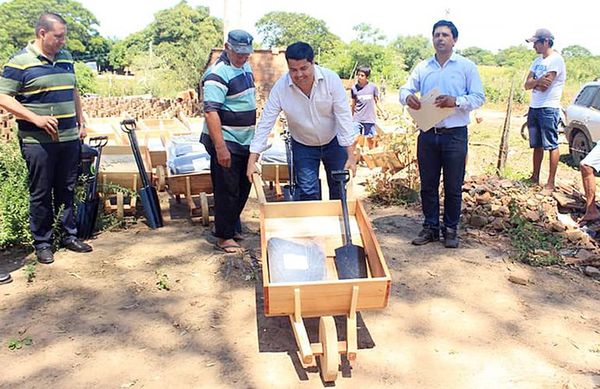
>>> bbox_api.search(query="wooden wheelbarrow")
[252,173,392,382]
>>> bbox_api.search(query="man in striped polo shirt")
[201,30,256,253]
[0,13,92,265]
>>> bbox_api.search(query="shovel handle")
[332,169,352,245]
[120,119,137,133]
[89,136,108,148]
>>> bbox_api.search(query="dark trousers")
[291,137,348,201]
[416,127,468,230]
[20,140,81,250]
[207,149,251,240]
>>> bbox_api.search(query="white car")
[565,81,600,165]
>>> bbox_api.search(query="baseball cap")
[526,28,554,43]
[227,30,254,54]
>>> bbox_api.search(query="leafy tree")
[562,45,592,58]
[390,35,433,71]
[256,11,341,52]
[352,23,386,45]
[495,45,536,68]
[0,0,110,64]
[566,56,600,82]
[458,46,495,65]
[108,1,222,90]
[74,62,97,94]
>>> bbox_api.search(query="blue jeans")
[291,137,348,200]
[20,140,81,250]
[417,127,468,230]
[527,107,560,150]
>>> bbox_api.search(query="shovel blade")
[139,186,163,229]
[76,198,99,240]
[334,244,367,279]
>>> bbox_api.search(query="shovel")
[77,136,108,239]
[121,119,163,229]
[332,170,367,279]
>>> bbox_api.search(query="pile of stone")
[461,175,600,278]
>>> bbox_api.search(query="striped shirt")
[0,42,78,143]
[201,51,256,155]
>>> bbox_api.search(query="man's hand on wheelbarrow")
[246,153,260,183]
[344,147,357,176]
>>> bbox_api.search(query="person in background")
[351,66,387,150]
[524,28,566,193]
[0,12,92,265]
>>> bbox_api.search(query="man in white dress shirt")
[246,41,357,200]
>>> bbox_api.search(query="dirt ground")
[1,109,600,388]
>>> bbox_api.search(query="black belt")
[427,126,465,135]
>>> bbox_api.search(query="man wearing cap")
[201,29,256,253]
[524,28,566,193]
[246,41,356,201]
[399,20,485,249]
[0,12,92,265]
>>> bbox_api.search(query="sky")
[80,0,600,55]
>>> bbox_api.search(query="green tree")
[107,1,222,91]
[352,23,386,45]
[390,35,433,71]
[459,46,496,65]
[74,62,97,94]
[255,11,341,52]
[562,45,592,58]
[495,45,536,68]
[0,0,109,64]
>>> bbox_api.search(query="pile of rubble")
[461,175,600,278]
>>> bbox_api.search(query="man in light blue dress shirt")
[400,20,485,248]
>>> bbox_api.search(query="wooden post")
[496,79,514,174]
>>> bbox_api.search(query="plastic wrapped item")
[169,152,211,174]
[260,139,287,164]
[267,237,326,283]
[169,134,208,157]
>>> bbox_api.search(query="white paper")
[407,87,456,131]
[283,253,309,270]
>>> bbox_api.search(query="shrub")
[0,137,31,248]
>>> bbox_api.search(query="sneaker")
[411,227,440,246]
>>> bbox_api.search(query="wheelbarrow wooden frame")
[253,173,391,382]
[166,170,213,225]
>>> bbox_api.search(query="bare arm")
[0,94,58,140]
[74,88,86,139]
[204,111,231,168]
[525,71,556,92]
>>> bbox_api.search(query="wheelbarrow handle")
[89,136,108,148]
[120,119,137,133]
[331,169,350,184]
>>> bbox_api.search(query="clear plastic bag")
[267,237,326,283]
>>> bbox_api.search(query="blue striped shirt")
[400,53,485,128]
[0,42,78,143]
[201,51,256,154]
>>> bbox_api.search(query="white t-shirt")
[529,51,566,109]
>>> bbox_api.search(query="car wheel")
[570,131,591,166]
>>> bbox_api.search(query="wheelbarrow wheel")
[318,316,339,382]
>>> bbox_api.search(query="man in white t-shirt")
[524,28,566,192]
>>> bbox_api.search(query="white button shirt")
[250,65,356,154]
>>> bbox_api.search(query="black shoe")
[36,248,54,264]
[411,227,440,245]
[64,239,93,253]
[0,273,12,285]
[443,227,459,248]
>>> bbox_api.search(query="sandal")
[214,242,243,253]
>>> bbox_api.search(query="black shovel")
[77,136,108,239]
[332,170,367,279]
[121,119,163,229]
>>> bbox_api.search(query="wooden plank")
[355,200,391,279]
[167,172,212,195]
[346,286,359,360]
[264,279,389,317]
[261,163,289,181]
[252,173,267,205]
[261,200,352,219]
